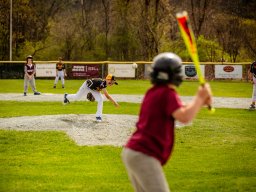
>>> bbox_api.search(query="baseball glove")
[87,92,95,102]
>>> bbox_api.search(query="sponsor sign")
[71,64,100,78]
[215,65,242,79]
[36,64,56,77]
[108,64,135,78]
[182,65,205,79]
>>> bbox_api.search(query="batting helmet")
[150,52,183,86]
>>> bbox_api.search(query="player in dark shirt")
[248,61,256,110]
[53,57,66,88]
[63,74,119,122]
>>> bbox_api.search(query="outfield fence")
[0,61,252,81]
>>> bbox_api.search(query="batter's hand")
[197,83,213,106]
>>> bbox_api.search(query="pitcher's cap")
[106,74,118,85]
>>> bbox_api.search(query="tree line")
[0,0,255,62]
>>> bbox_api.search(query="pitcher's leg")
[91,91,103,118]
[67,82,88,101]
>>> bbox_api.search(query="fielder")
[23,55,41,96]
[63,74,119,122]
[53,57,66,88]
[122,52,212,192]
[248,61,256,111]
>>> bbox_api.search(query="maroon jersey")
[125,85,182,165]
[24,64,35,75]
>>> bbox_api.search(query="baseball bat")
[176,11,215,112]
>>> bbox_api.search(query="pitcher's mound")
[0,114,137,146]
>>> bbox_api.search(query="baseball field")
[0,79,255,191]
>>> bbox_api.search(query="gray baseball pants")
[24,76,36,93]
[122,148,170,192]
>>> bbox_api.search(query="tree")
[101,0,111,59]
[0,0,9,60]
[241,19,256,59]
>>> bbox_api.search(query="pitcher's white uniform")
[64,74,119,122]
[67,79,107,117]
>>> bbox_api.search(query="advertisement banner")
[215,65,242,79]
[108,64,135,78]
[36,64,56,77]
[71,64,100,78]
[182,65,205,79]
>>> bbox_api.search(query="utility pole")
[10,0,13,61]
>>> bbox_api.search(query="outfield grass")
[1,108,255,191]
[0,79,253,97]
[0,79,255,191]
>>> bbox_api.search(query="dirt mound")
[0,114,137,146]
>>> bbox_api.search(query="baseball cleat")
[24,92,27,96]
[62,85,65,88]
[53,85,56,88]
[248,104,255,111]
[63,93,69,104]
[96,116,102,122]
[34,92,41,95]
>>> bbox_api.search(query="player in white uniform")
[63,74,119,122]
[53,57,66,88]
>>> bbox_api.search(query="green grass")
[0,79,255,191]
[0,131,131,192]
[0,101,140,117]
[0,79,253,97]
[1,108,255,191]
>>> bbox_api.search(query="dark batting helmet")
[150,52,183,86]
